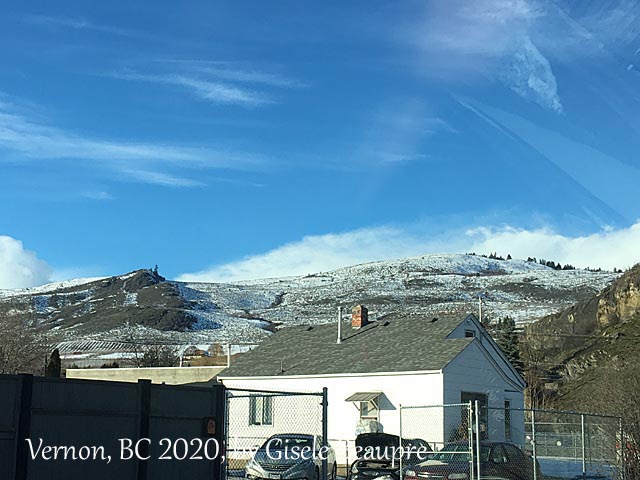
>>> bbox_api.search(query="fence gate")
[224,388,329,480]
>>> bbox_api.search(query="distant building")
[66,365,225,386]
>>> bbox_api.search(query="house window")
[504,400,512,441]
[465,330,476,338]
[359,401,379,420]
[461,391,488,439]
[249,395,273,426]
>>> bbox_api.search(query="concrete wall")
[66,366,225,385]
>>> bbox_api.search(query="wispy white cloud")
[172,75,272,106]
[160,60,307,89]
[121,169,205,188]
[177,227,426,282]
[353,100,455,167]
[566,0,640,54]
[0,97,268,187]
[81,190,114,201]
[406,0,563,112]
[114,71,273,106]
[23,14,159,42]
[107,57,306,107]
[377,153,428,164]
[500,36,563,113]
[412,0,542,58]
[177,221,640,282]
[0,236,52,289]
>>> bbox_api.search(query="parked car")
[349,433,432,480]
[245,434,337,480]
[404,441,541,480]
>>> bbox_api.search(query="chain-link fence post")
[345,440,349,479]
[531,409,537,480]
[224,387,230,480]
[322,387,328,480]
[581,413,586,480]
[619,417,626,480]
[399,404,404,480]
[474,400,481,480]
[468,401,474,480]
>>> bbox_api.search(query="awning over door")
[345,392,381,403]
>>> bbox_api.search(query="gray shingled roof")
[220,313,474,377]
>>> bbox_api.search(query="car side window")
[491,445,508,464]
[503,444,524,463]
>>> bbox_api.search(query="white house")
[219,308,525,465]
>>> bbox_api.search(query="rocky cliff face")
[597,266,640,327]
[524,264,640,407]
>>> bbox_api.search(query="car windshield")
[261,436,315,450]
[430,444,491,463]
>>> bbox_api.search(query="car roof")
[443,441,512,447]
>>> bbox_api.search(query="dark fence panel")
[0,375,19,480]
[0,374,225,480]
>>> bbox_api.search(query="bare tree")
[521,341,550,409]
[0,318,50,375]
[120,321,146,368]
[587,359,640,479]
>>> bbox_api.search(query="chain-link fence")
[400,403,476,479]
[528,409,622,480]
[483,406,624,480]
[224,388,330,480]
[398,402,625,480]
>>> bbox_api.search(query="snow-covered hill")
[0,254,620,364]
[182,253,617,327]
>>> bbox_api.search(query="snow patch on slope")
[0,277,105,298]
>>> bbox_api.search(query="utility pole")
[478,295,483,324]
[337,306,342,344]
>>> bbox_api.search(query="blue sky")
[2,0,640,288]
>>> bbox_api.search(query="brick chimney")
[352,305,369,329]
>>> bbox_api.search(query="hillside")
[0,254,619,365]
[0,269,197,332]
[524,264,640,408]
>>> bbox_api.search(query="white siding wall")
[448,316,525,394]
[442,342,525,444]
[222,372,443,465]
[503,391,526,446]
[448,316,481,341]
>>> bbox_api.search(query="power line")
[522,332,640,340]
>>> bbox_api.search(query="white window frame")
[359,400,379,421]
[249,395,273,426]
